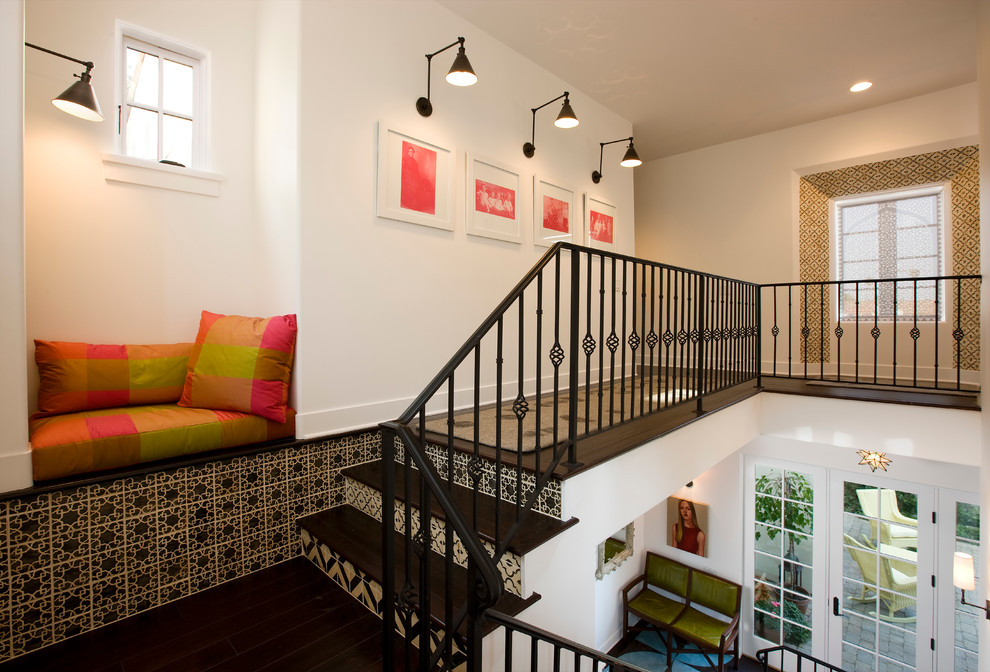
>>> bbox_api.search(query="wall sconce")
[416,37,477,117]
[591,137,642,183]
[856,450,891,472]
[25,42,103,122]
[522,91,578,158]
[953,552,989,619]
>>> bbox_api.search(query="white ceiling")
[436,0,979,160]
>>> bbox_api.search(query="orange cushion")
[178,311,297,423]
[34,341,192,416]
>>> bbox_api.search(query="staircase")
[300,243,762,671]
[297,438,576,668]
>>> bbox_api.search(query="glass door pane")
[831,477,933,672]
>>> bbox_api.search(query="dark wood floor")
[0,558,405,672]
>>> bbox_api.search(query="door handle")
[833,596,841,616]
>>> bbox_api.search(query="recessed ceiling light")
[850,81,873,93]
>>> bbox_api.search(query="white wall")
[634,83,978,283]
[643,450,745,581]
[518,396,761,656]
[0,0,32,492]
[23,0,291,411]
[294,0,635,437]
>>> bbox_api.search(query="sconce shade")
[620,142,642,167]
[954,552,976,591]
[445,46,477,86]
[554,98,578,128]
[52,70,103,122]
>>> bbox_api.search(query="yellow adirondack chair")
[844,534,917,623]
[856,488,918,549]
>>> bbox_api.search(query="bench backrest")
[688,568,741,618]
[645,551,691,599]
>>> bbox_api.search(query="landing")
[419,378,978,482]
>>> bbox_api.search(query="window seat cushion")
[29,403,295,481]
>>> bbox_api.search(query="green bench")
[622,551,741,672]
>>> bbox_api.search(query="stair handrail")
[381,420,504,670]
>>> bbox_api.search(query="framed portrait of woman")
[667,497,709,557]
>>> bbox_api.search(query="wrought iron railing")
[756,644,846,671]
[380,243,761,670]
[760,275,982,390]
[485,610,650,671]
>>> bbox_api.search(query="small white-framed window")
[832,184,949,322]
[118,24,206,169]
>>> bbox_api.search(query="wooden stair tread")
[298,506,539,635]
[342,461,577,556]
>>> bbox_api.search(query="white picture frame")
[376,123,454,231]
[534,176,579,247]
[584,194,616,251]
[466,153,522,244]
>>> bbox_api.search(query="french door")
[828,473,935,672]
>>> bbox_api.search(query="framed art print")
[585,195,616,251]
[534,176,579,247]
[377,123,453,231]
[466,154,522,244]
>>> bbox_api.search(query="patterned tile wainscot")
[0,429,382,663]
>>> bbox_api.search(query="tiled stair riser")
[299,528,467,668]
[345,479,523,596]
[0,430,383,664]
[389,436,563,519]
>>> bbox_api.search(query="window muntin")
[835,186,946,322]
[753,465,815,653]
[120,32,202,168]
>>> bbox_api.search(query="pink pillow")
[178,311,297,423]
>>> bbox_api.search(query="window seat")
[30,403,296,482]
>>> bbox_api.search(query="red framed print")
[534,176,579,247]
[466,154,522,244]
[584,195,616,251]
[377,123,453,231]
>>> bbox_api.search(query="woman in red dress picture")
[672,498,706,556]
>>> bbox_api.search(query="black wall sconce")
[522,91,578,158]
[25,42,103,122]
[591,137,641,183]
[416,37,477,117]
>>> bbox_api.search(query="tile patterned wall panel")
[798,146,980,369]
[0,429,382,664]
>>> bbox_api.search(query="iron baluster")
[911,280,924,387]
[495,318,503,553]
[892,280,898,386]
[551,255,562,450]
[598,255,606,430]
[696,275,705,414]
[619,260,628,421]
[535,269,543,477]
[566,250,581,468]
[855,281,860,384]
[956,278,963,390]
[934,277,940,388]
[787,286,793,378]
[873,281,879,385]
[802,284,808,379]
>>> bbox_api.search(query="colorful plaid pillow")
[178,311,297,423]
[34,341,192,416]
